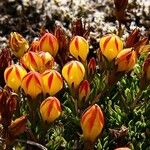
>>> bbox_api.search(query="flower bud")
[21,51,43,72]
[39,32,59,57]
[9,115,27,137]
[39,51,54,72]
[88,57,96,75]
[9,32,29,58]
[4,64,27,91]
[69,36,89,61]
[29,39,39,52]
[125,28,141,48]
[62,61,85,89]
[78,80,90,102]
[40,96,62,123]
[42,70,63,96]
[21,71,43,99]
[114,148,131,150]
[99,34,123,61]
[81,104,104,143]
[115,48,137,72]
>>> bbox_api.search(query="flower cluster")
[0,17,149,149]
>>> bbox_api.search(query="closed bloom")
[62,61,85,89]
[9,32,29,58]
[99,34,123,61]
[42,70,63,96]
[88,57,96,75]
[4,64,27,91]
[81,104,104,143]
[40,96,62,123]
[69,36,89,61]
[78,80,90,102]
[21,71,43,99]
[39,32,59,57]
[21,51,43,72]
[115,48,137,72]
[39,51,54,72]
[114,148,131,150]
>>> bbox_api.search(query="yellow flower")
[39,51,54,72]
[69,36,89,61]
[81,104,104,143]
[21,51,43,72]
[40,96,62,123]
[39,33,59,57]
[42,70,63,96]
[88,57,96,75]
[28,39,39,52]
[99,34,123,61]
[78,80,90,102]
[9,32,29,58]
[21,71,43,99]
[115,48,137,72]
[62,60,85,89]
[4,64,27,91]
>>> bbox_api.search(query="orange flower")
[99,34,123,61]
[115,48,137,72]
[78,80,90,102]
[39,33,59,57]
[62,60,85,89]
[42,70,63,96]
[81,104,104,143]
[114,148,131,150]
[9,32,29,58]
[69,36,89,61]
[40,96,62,123]
[21,71,43,99]
[39,51,54,72]
[21,51,43,72]
[4,64,27,91]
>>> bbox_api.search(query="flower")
[81,104,104,143]
[40,96,62,123]
[78,80,90,103]
[115,48,137,72]
[21,51,43,72]
[114,148,131,150]
[99,34,123,61]
[42,70,63,96]
[21,71,43,99]
[9,32,29,58]
[62,60,85,89]
[39,51,54,72]
[88,57,96,75]
[39,32,59,57]
[69,36,89,61]
[4,64,27,91]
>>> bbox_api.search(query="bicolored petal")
[4,64,27,91]
[40,96,62,123]
[100,34,123,61]
[81,104,104,143]
[69,36,89,61]
[42,70,63,96]
[62,60,85,89]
